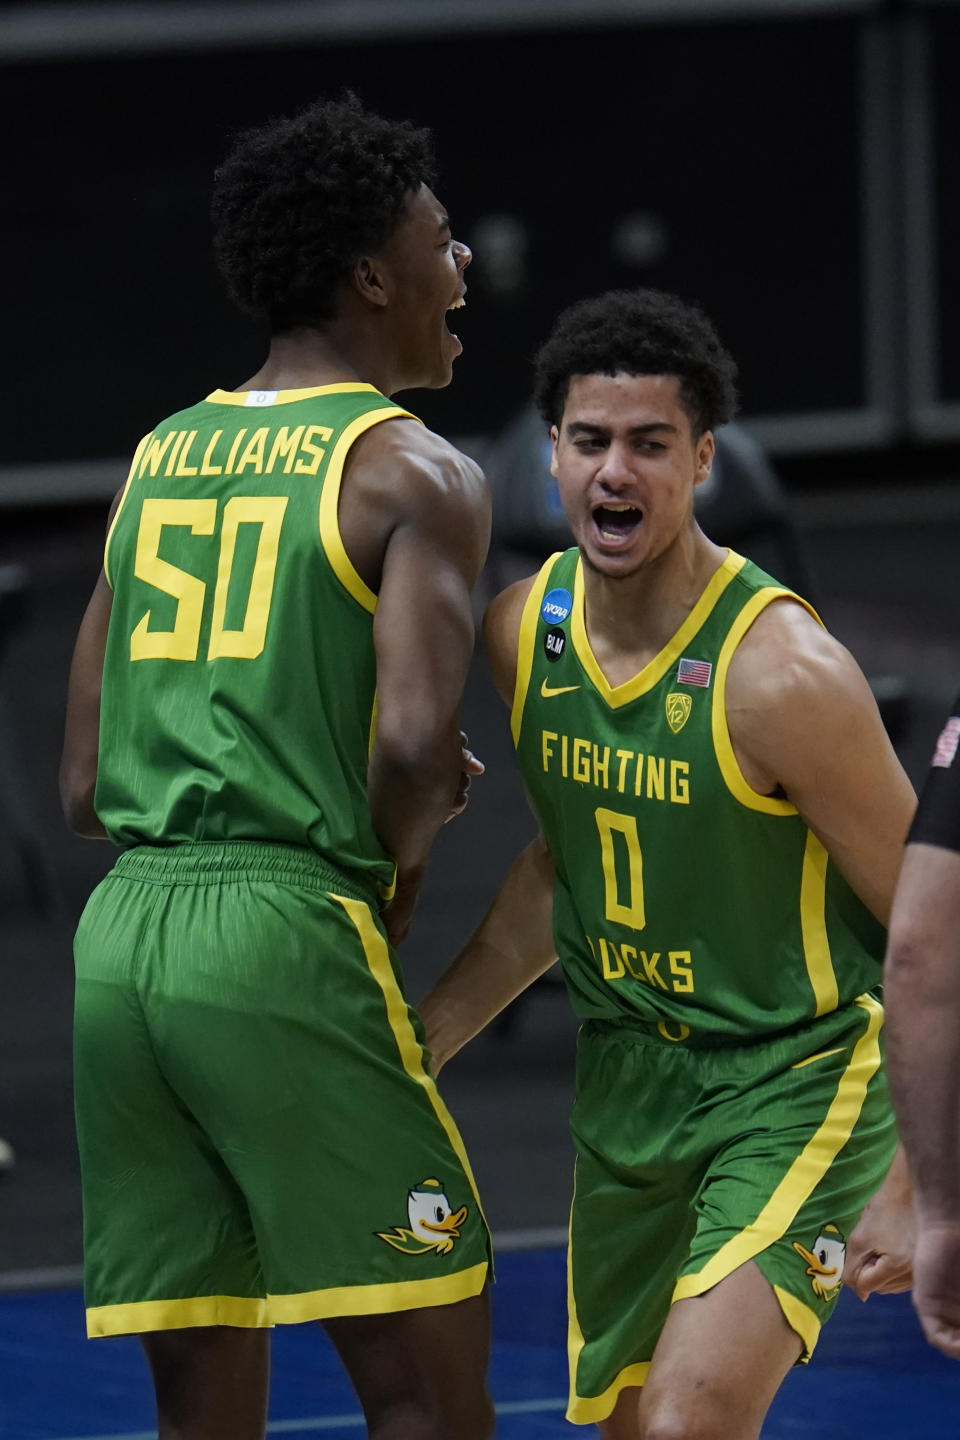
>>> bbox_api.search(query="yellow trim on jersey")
[317,407,416,614]
[672,994,884,1302]
[87,1292,270,1338]
[711,585,822,815]
[269,1262,488,1324]
[365,694,398,904]
[103,433,152,589]
[570,550,746,709]
[204,383,382,406]
[567,1362,652,1425]
[566,1162,584,1408]
[800,831,841,1015]
[332,895,490,1236]
[511,556,561,745]
[773,1284,821,1362]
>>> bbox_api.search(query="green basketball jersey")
[513,548,885,1039]
[97,382,414,896]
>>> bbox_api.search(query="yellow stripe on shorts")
[331,894,490,1235]
[672,994,884,1302]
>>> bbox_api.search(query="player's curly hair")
[534,289,739,436]
[211,93,437,328]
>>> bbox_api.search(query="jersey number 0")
[595,806,646,929]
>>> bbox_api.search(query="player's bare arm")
[342,419,491,944]
[724,598,916,924]
[61,491,125,838]
[726,597,917,1297]
[420,832,557,1074]
[419,577,559,1071]
[885,843,960,1222]
[481,576,535,708]
[884,842,960,1356]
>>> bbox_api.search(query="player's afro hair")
[533,289,739,436]
[211,93,437,327]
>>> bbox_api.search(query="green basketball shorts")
[73,842,490,1339]
[566,995,895,1425]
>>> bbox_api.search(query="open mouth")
[445,292,466,342]
[592,502,643,544]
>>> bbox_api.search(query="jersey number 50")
[129,496,288,662]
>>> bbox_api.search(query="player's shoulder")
[351,416,486,499]
[483,575,540,704]
[122,402,211,480]
[729,592,872,715]
[485,573,538,632]
[343,418,489,573]
[484,550,573,658]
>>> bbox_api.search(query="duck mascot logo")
[377,1178,468,1256]
[792,1224,846,1301]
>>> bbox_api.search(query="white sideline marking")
[0,1263,84,1292]
[489,1224,568,1251]
[55,1397,568,1439]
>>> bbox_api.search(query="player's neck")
[238,321,402,397]
[581,525,727,681]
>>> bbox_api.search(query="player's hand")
[843,1166,915,1299]
[445,732,485,823]
[911,1220,960,1360]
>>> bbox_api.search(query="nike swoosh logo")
[790,1046,847,1070]
[541,680,581,698]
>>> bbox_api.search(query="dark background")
[2,0,960,1292]
[3,18,867,459]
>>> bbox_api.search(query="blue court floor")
[1,1248,959,1438]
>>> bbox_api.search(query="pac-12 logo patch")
[376,1178,468,1256]
[665,692,692,733]
[541,588,572,625]
[792,1224,846,1301]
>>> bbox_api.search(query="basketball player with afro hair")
[62,94,493,1439]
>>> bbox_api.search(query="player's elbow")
[884,925,942,998]
[373,720,455,782]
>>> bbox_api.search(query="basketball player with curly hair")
[421,288,916,1439]
[61,95,492,1439]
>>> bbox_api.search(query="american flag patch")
[932,716,960,769]
[677,657,713,688]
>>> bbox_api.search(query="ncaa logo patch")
[665,692,692,734]
[541,587,572,625]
